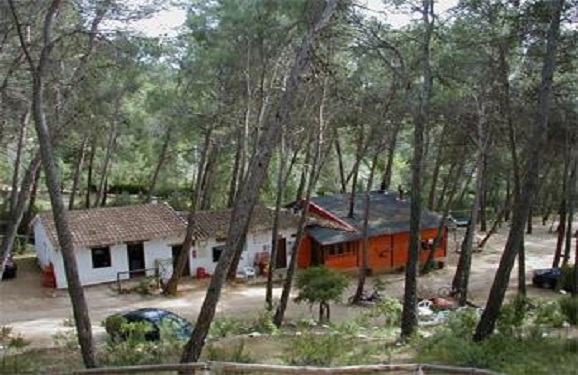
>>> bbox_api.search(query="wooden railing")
[71,362,504,375]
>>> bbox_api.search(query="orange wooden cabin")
[297,191,447,274]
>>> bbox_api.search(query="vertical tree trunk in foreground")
[180,1,338,364]
[8,107,30,214]
[9,0,97,366]
[0,155,41,280]
[69,136,88,210]
[401,0,433,339]
[274,94,329,327]
[266,131,287,311]
[474,0,564,342]
[351,151,380,304]
[163,133,212,296]
[562,155,576,266]
[452,98,488,305]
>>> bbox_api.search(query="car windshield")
[158,312,192,338]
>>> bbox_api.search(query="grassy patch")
[415,300,578,375]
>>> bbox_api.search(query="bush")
[284,329,380,367]
[415,308,578,374]
[496,296,530,336]
[559,296,578,325]
[204,340,253,363]
[295,267,348,323]
[99,320,182,366]
[369,298,403,326]
[533,300,567,328]
[210,317,244,338]
[0,326,35,374]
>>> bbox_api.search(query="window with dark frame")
[91,246,111,268]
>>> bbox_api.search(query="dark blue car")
[532,268,562,290]
[105,308,193,342]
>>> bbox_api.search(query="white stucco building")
[33,202,298,288]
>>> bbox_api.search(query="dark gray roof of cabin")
[306,191,442,245]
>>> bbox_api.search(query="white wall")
[34,218,298,287]
[33,219,51,269]
[192,227,297,276]
[47,235,181,289]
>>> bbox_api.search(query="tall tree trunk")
[380,120,402,192]
[180,2,338,363]
[427,142,442,210]
[526,208,533,234]
[200,144,219,211]
[478,199,510,250]
[0,155,41,280]
[562,155,576,266]
[422,159,462,274]
[401,0,433,339]
[22,165,42,242]
[334,131,347,193]
[434,157,460,212]
[452,138,486,305]
[505,178,511,222]
[351,150,380,304]
[347,126,365,218]
[8,0,97,366]
[274,99,330,328]
[266,131,287,311]
[85,137,96,209]
[295,131,312,201]
[456,169,474,208]
[69,135,88,210]
[94,126,118,208]
[474,0,564,342]
[163,133,212,296]
[146,127,172,202]
[9,107,30,214]
[479,154,488,232]
[227,128,243,208]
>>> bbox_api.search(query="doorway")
[275,237,287,268]
[171,244,190,277]
[127,243,145,278]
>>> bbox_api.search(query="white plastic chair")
[243,266,256,280]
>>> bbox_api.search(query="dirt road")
[1,220,574,348]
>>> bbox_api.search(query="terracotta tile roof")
[37,203,186,249]
[178,205,300,240]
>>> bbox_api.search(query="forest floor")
[0,218,575,352]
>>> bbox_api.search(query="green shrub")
[0,326,35,374]
[253,309,279,335]
[559,296,578,325]
[496,296,530,336]
[295,267,348,323]
[533,300,567,328]
[99,320,182,366]
[102,315,128,341]
[210,317,244,338]
[204,340,253,363]
[370,298,403,326]
[284,330,378,367]
[415,311,578,374]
